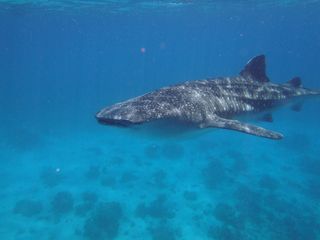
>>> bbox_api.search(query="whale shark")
[96,55,319,140]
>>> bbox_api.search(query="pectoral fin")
[200,116,283,140]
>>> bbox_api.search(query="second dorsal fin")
[287,77,302,88]
[240,55,270,83]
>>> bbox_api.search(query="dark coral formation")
[75,203,92,217]
[208,225,242,240]
[83,202,123,240]
[234,185,264,224]
[213,203,239,227]
[202,158,228,189]
[231,182,320,240]
[259,174,279,191]
[51,191,74,215]
[120,171,138,184]
[75,191,99,217]
[135,194,175,220]
[100,176,117,188]
[263,194,320,240]
[149,224,180,240]
[82,191,98,204]
[13,199,42,218]
[183,191,198,201]
[269,212,319,240]
[151,170,167,189]
[228,151,248,174]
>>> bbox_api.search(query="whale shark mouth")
[96,116,135,127]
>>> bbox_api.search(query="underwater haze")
[1,0,320,239]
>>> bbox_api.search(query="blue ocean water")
[1,1,320,239]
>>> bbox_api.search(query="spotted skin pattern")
[96,56,320,139]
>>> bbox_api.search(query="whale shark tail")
[285,76,320,97]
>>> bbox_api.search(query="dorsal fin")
[240,55,270,83]
[287,77,302,88]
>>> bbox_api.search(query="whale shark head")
[95,99,149,127]
[96,108,136,127]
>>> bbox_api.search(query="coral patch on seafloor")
[259,174,279,191]
[74,191,99,217]
[149,223,180,240]
[213,203,241,228]
[13,199,43,218]
[51,191,74,215]
[83,201,123,240]
[202,158,228,189]
[135,194,175,220]
[120,171,139,184]
[151,170,167,189]
[100,176,117,188]
[82,191,98,204]
[183,191,198,201]
[75,203,94,217]
[208,225,242,240]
